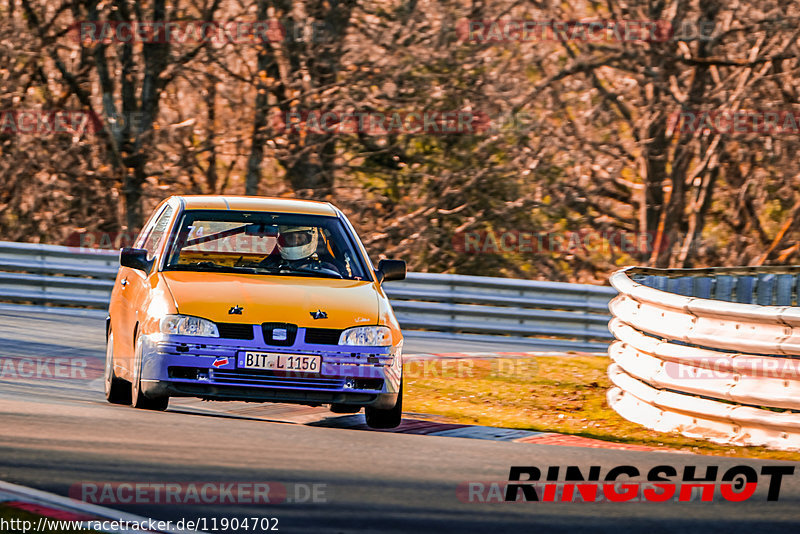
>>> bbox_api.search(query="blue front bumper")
[138,328,403,409]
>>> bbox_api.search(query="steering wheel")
[293,260,343,278]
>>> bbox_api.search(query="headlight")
[159,315,219,337]
[339,326,391,346]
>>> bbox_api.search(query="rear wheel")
[104,330,131,404]
[365,382,403,429]
[131,337,169,411]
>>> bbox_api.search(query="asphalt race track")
[1,310,799,533]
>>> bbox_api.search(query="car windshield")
[163,210,369,280]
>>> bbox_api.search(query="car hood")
[160,271,380,329]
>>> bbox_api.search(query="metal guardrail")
[0,241,614,350]
[608,266,800,451]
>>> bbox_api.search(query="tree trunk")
[245,0,273,196]
[205,70,218,193]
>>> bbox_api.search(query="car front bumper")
[137,332,403,409]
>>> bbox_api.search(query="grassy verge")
[403,355,800,461]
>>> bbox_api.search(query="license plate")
[241,352,321,372]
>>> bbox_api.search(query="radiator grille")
[210,369,345,390]
[216,323,255,340]
[305,328,343,345]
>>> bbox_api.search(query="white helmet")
[277,226,318,260]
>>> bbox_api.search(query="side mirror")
[376,259,406,283]
[120,247,151,272]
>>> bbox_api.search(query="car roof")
[174,196,338,216]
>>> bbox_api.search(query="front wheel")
[131,337,169,411]
[365,382,403,429]
[104,330,131,404]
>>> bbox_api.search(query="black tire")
[365,382,403,429]
[104,330,131,405]
[131,337,169,411]
[330,404,362,414]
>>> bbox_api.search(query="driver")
[277,225,319,261]
[260,225,342,276]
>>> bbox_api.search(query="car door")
[112,202,174,378]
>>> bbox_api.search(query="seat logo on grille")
[228,305,243,315]
[272,328,287,341]
[310,309,328,320]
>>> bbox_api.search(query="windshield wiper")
[287,270,343,279]
[249,266,344,279]
[293,264,343,279]
[169,262,257,274]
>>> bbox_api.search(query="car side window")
[142,205,174,261]
[133,204,166,249]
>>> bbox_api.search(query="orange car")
[104,196,406,428]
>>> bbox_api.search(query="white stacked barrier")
[608,266,800,451]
